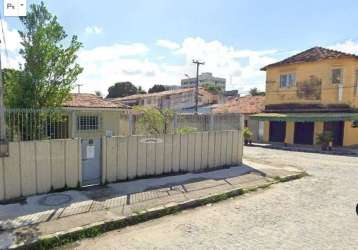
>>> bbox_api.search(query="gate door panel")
[269,121,286,142]
[294,122,314,145]
[81,138,102,186]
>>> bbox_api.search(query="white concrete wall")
[0,130,243,201]
[102,130,243,183]
[0,139,81,201]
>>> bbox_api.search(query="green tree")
[202,84,222,94]
[106,82,138,98]
[148,84,166,93]
[137,86,146,94]
[6,2,83,108]
[133,107,175,135]
[2,69,21,107]
[94,90,103,97]
[249,88,265,96]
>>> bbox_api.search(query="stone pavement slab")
[0,161,305,249]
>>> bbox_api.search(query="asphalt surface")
[63,147,358,250]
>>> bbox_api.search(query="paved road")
[64,147,358,250]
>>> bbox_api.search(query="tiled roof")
[213,96,265,114]
[109,88,198,101]
[261,47,358,70]
[109,87,214,101]
[63,93,129,109]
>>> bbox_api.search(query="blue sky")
[3,0,358,94]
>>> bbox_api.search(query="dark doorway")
[324,121,344,146]
[269,121,286,142]
[294,122,314,145]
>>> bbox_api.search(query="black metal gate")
[294,122,314,145]
[269,121,286,142]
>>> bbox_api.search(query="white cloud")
[77,37,278,95]
[85,25,103,35]
[156,39,180,50]
[174,37,277,91]
[329,40,358,55]
[0,20,21,52]
[79,43,148,62]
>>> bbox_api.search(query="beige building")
[181,73,226,90]
[109,87,216,111]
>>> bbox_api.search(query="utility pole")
[0,42,6,144]
[192,60,205,113]
[76,84,83,94]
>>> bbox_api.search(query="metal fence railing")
[4,109,70,141]
[2,108,243,142]
[3,109,107,142]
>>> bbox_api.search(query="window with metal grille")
[77,116,99,131]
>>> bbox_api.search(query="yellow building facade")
[253,47,358,147]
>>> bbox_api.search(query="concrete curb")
[10,172,307,250]
[248,144,357,156]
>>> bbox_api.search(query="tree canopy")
[106,82,138,98]
[249,88,265,96]
[137,86,147,94]
[4,1,83,108]
[148,84,166,93]
[106,82,148,98]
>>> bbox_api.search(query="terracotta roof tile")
[109,88,198,101]
[213,96,265,114]
[109,87,215,101]
[63,93,129,109]
[261,47,358,70]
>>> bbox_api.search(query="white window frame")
[77,115,100,131]
[279,73,295,88]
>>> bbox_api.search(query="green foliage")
[148,84,166,93]
[249,88,265,96]
[94,90,103,97]
[203,84,222,94]
[137,86,147,94]
[133,107,180,135]
[161,108,175,133]
[176,127,198,134]
[133,106,165,135]
[243,127,253,140]
[107,82,138,98]
[5,2,83,108]
[3,69,21,107]
[316,131,333,146]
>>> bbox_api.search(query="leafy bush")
[133,106,175,135]
[176,127,198,134]
[316,131,333,150]
[243,127,253,140]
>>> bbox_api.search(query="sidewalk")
[0,159,306,249]
[250,142,358,156]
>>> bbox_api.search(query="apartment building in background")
[109,87,217,111]
[181,72,226,90]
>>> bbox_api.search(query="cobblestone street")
[64,147,358,250]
